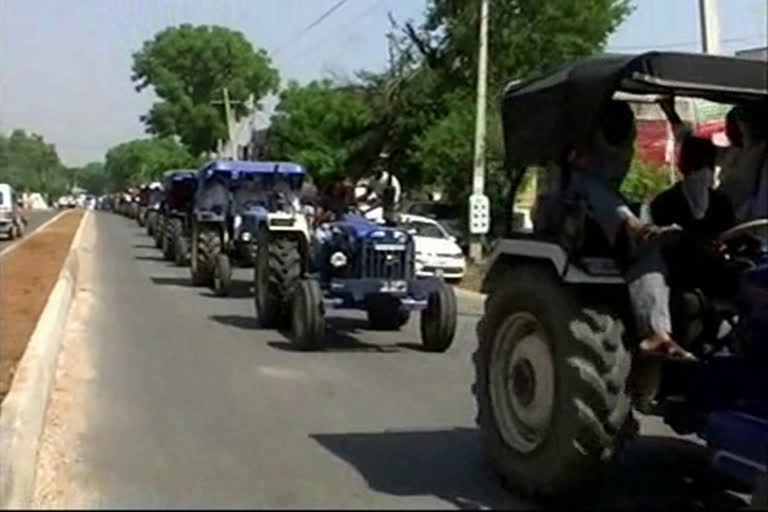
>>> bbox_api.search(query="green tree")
[104,137,198,191]
[132,24,280,156]
[0,129,70,198]
[73,162,109,195]
[264,80,377,187]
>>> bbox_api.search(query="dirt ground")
[0,211,84,403]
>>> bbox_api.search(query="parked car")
[402,201,468,254]
[399,213,466,282]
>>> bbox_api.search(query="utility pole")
[469,0,490,263]
[211,87,245,159]
[698,0,722,54]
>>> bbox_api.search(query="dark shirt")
[651,183,737,294]
[650,183,735,240]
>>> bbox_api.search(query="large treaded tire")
[473,265,632,501]
[146,211,155,237]
[420,281,457,352]
[192,227,221,286]
[290,279,325,350]
[255,235,303,328]
[213,253,233,297]
[162,218,182,261]
[154,216,165,249]
[174,233,190,267]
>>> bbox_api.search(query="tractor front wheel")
[255,235,302,328]
[420,281,457,352]
[290,279,325,351]
[213,253,233,297]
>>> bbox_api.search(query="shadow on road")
[266,317,406,353]
[310,429,748,510]
[210,314,262,330]
[150,276,196,287]
[592,435,748,509]
[310,427,527,510]
[135,255,168,262]
[200,281,254,299]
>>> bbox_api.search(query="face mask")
[682,167,714,220]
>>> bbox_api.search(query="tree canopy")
[103,137,198,191]
[132,24,280,156]
[264,80,378,188]
[264,0,632,215]
[0,129,70,198]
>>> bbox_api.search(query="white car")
[400,213,466,281]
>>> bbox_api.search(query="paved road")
[34,212,749,508]
[0,209,59,254]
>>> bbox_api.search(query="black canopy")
[502,51,768,169]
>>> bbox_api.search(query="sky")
[0,0,766,167]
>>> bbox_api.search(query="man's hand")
[626,217,681,243]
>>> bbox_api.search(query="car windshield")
[406,220,447,239]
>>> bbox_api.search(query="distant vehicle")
[56,195,77,209]
[399,213,466,281]
[0,183,27,240]
[402,201,468,253]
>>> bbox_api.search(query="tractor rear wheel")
[191,227,221,286]
[255,234,303,328]
[473,265,632,501]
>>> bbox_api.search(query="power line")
[280,0,384,63]
[272,0,351,57]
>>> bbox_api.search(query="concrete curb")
[0,210,69,259]
[0,210,90,509]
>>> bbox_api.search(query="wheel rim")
[489,312,555,453]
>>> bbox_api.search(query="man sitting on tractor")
[566,100,696,362]
[651,135,737,297]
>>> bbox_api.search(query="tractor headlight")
[234,215,243,230]
[241,231,252,242]
[330,251,348,268]
[393,231,407,243]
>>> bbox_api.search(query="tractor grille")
[360,240,413,280]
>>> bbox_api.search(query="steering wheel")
[718,218,768,268]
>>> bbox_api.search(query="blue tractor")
[287,209,458,352]
[474,51,768,505]
[157,169,198,261]
[191,160,311,297]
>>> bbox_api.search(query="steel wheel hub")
[489,312,555,453]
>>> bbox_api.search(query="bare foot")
[639,333,698,362]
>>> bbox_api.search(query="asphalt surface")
[37,212,750,508]
[0,209,58,254]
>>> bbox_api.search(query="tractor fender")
[482,238,624,294]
